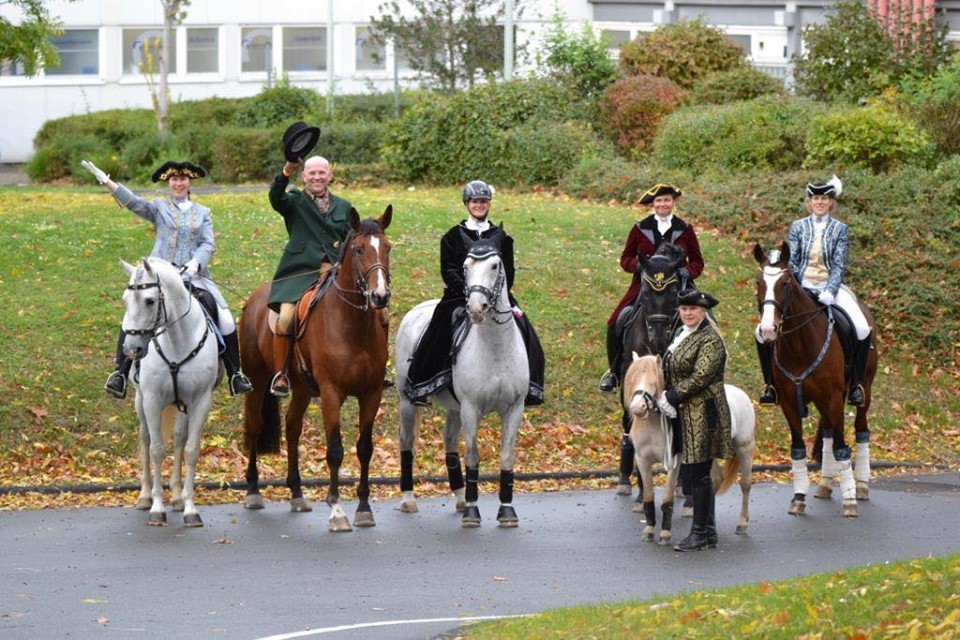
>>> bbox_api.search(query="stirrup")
[598,370,619,393]
[847,384,864,406]
[270,372,290,397]
[104,371,128,399]
[759,385,778,406]
[229,372,253,396]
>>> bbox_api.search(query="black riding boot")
[675,477,715,552]
[618,432,635,485]
[104,328,132,399]
[756,340,778,405]
[222,330,252,396]
[598,325,621,393]
[847,334,871,406]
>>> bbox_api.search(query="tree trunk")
[157,1,173,139]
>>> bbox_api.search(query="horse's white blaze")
[758,267,782,342]
[368,236,389,300]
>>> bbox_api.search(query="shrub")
[654,95,823,174]
[235,76,320,128]
[690,67,785,105]
[317,123,385,165]
[498,121,602,187]
[560,153,656,203]
[209,127,276,183]
[804,104,934,172]
[599,74,686,158]
[535,12,620,99]
[618,19,744,89]
[381,79,597,185]
[902,57,960,157]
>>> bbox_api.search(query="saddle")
[449,306,470,364]
[265,269,335,338]
[803,289,855,374]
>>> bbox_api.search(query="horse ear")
[631,351,640,362]
[380,204,392,231]
[121,259,135,276]
[349,207,360,231]
[752,243,765,264]
[141,257,152,274]
[779,241,790,264]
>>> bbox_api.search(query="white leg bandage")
[839,459,856,501]
[792,458,810,496]
[821,437,837,479]
[855,441,871,484]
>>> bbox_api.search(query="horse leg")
[352,394,379,528]
[284,391,313,513]
[318,392,351,532]
[617,409,635,496]
[815,428,837,500]
[140,398,168,526]
[854,428,871,501]
[136,420,152,511]
[660,463,679,545]
[636,455,656,542]
[495,403,524,528]
[398,398,421,513]
[737,447,754,535]
[181,398,212,528]
[443,411,466,513]
[460,404,482,528]
[169,409,187,512]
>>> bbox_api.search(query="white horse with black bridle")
[396,237,528,527]
[121,257,220,527]
[623,353,756,543]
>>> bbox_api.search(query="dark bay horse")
[239,206,392,531]
[754,242,877,518]
[616,243,686,496]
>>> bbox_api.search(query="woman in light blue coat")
[82,159,252,399]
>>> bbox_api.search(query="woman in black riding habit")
[657,287,734,552]
[402,180,545,408]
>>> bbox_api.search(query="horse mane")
[335,218,384,263]
[653,241,686,263]
[622,354,664,401]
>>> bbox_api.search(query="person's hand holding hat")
[282,158,302,178]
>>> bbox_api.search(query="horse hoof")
[681,507,693,518]
[735,524,748,535]
[788,500,806,516]
[856,482,870,501]
[658,534,673,546]
[814,485,833,499]
[842,501,859,518]
[631,501,645,514]
[290,497,313,513]
[615,483,633,496]
[171,499,185,512]
[399,501,419,513]
[455,500,466,514]
[147,512,167,526]
[183,513,203,528]
[497,505,518,528]
[328,516,353,532]
[462,505,481,528]
[136,497,151,511]
[243,494,265,510]
[354,511,376,528]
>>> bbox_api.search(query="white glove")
[511,305,524,319]
[80,159,109,185]
[818,290,835,306]
[183,259,200,277]
[657,391,677,419]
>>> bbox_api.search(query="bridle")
[333,231,391,311]
[464,253,513,324]
[641,268,680,349]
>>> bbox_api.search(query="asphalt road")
[2,473,959,640]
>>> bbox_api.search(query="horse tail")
[257,392,282,454]
[716,456,740,495]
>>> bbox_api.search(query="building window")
[356,26,385,71]
[601,29,631,58]
[283,27,325,72]
[46,29,99,75]
[187,28,219,73]
[123,28,175,76]
[242,27,273,73]
[0,59,26,77]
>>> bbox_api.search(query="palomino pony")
[623,353,756,543]
[754,242,877,517]
[120,257,220,527]
[239,206,392,532]
[616,243,686,497]
[396,236,528,528]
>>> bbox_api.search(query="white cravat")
[668,325,694,353]
[466,217,490,233]
[812,214,828,235]
[656,214,673,236]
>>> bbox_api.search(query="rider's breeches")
[277,302,296,335]
[218,307,237,336]
[833,287,870,340]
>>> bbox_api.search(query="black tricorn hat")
[639,183,683,205]
[151,161,207,183]
[677,287,719,309]
[282,121,321,162]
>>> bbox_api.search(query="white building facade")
[2,0,959,162]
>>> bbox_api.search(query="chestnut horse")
[240,206,392,531]
[754,242,877,518]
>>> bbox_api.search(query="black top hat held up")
[282,121,321,163]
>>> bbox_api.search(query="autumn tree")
[0,0,70,76]
[153,0,189,138]
[369,0,522,93]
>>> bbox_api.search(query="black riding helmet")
[462,180,494,204]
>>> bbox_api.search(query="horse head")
[342,205,393,310]
[623,353,665,421]
[463,231,508,325]
[753,241,800,343]
[638,243,685,355]
[120,257,189,360]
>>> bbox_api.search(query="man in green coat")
[267,155,352,396]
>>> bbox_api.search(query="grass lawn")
[0,185,957,510]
